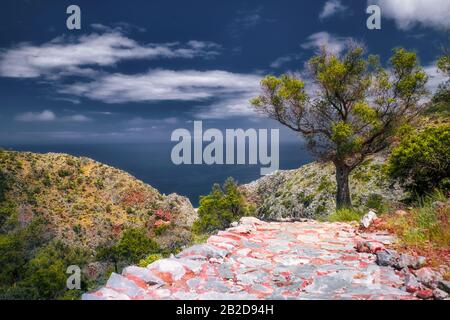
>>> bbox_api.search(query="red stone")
[416,289,434,299]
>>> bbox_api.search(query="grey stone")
[82,287,131,300]
[106,273,145,297]
[304,273,351,294]
[122,266,165,285]
[241,239,263,249]
[204,278,231,293]
[438,280,450,293]
[433,288,449,300]
[376,249,399,267]
[147,259,186,281]
[239,257,270,268]
[395,254,426,270]
[218,263,234,279]
[415,267,443,289]
[404,273,420,291]
[177,244,228,259]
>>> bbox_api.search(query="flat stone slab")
[83,219,416,300]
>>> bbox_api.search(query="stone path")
[83,217,417,300]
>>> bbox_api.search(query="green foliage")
[366,194,387,213]
[22,241,89,299]
[96,228,160,272]
[328,208,363,222]
[386,191,449,248]
[154,223,170,236]
[426,53,449,116]
[251,46,428,209]
[193,177,255,234]
[387,124,450,196]
[138,253,163,267]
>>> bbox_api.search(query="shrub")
[387,125,450,197]
[138,253,163,267]
[96,228,160,272]
[193,177,254,234]
[328,208,363,222]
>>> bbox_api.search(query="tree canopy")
[251,46,428,208]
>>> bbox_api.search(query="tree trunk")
[335,162,352,209]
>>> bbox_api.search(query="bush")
[193,177,254,234]
[328,208,363,222]
[387,125,450,197]
[96,228,160,272]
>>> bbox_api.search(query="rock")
[404,273,420,293]
[122,266,165,285]
[414,267,443,289]
[177,244,228,259]
[395,254,426,270]
[105,273,145,298]
[82,287,131,300]
[376,249,399,267]
[416,289,434,299]
[239,216,265,225]
[356,241,384,253]
[360,210,377,229]
[438,280,450,293]
[147,259,186,282]
[433,288,448,300]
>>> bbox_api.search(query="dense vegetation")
[387,124,449,196]
[193,177,254,234]
[0,150,196,299]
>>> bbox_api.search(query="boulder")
[404,273,420,293]
[376,249,399,267]
[360,210,377,229]
[414,267,443,289]
[395,254,426,270]
[433,288,449,300]
[147,259,186,282]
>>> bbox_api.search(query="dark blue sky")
[0,0,448,145]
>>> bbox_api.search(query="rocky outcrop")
[84,217,420,300]
[242,155,404,221]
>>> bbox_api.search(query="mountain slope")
[0,150,196,250]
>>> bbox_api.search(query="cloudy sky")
[0,0,448,145]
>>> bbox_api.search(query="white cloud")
[228,7,263,38]
[424,63,447,94]
[61,69,260,102]
[270,54,302,68]
[15,110,91,122]
[301,32,354,55]
[61,114,92,122]
[370,0,450,30]
[15,110,56,122]
[319,0,349,19]
[0,31,220,78]
[59,69,262,119]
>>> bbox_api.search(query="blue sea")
[5,143,313,206]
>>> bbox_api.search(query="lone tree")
[251,46,428,208]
